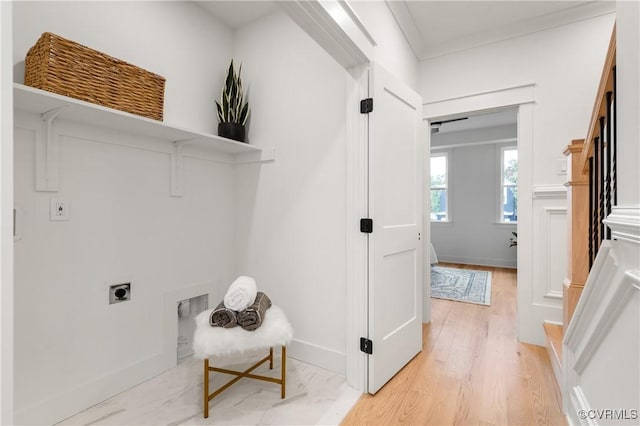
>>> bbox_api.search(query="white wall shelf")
[13,83,274,196]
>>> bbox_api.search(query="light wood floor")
[341,263,566,426]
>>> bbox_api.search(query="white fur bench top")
[193,305,293,359]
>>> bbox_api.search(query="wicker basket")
[25,32,165,121]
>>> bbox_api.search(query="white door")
[368,63,424,393]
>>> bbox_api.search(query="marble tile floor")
[57,352,361,426]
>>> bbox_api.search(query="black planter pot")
[218,122,246,143]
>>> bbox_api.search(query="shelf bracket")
[171,139,197,197]
[35,106,68,192]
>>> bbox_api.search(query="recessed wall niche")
[177,294,208,362]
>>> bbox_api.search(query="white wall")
[420,14,614,345]
[12,2,238,424]
[617,0,640,206]
[348,1,418,91]
[13,122,237,426]
[419,13,615,186]
[232,11,349,374]
[0,2,14,424]
[12,1,232,135]
[431,128,517,268]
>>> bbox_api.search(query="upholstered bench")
[192,305,293,418]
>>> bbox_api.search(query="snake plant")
[216,60,249,125]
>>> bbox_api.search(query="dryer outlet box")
[110,283,131,304]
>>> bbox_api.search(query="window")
[430,153,448,222]
[500,147,518,223]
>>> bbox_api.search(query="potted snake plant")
[216,60,250,142]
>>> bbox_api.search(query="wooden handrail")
[564,23,617,332]
[580,24,616,173]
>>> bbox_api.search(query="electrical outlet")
[109,283,131,304]
[50,197,70,221]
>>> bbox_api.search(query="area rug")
[430,266,492,306]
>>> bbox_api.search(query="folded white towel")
[223,276,257,311]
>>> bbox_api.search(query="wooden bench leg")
[204,358,210,418]
[281,345,286,399]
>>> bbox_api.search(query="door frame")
[345,79,536,392]
[345,64,370,392]
[344,63,431,392]
[0,2,14,423]
[421,83,536,344]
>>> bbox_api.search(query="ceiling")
[195,1,615,59]
[386,0,616,59]
[193,0,612,134]
[195,1,277,28]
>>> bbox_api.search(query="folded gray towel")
[209,301,238,328]
[237,292,272,331]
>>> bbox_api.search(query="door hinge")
[360,337,373,355]
[360,98,373,114]
[360,218,373,233]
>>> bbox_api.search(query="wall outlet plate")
[109,283,131,304]
[50,197,70,221]
[557,159,568,176]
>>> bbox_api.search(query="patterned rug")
[430,266,492,306]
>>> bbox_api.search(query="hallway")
[342,264,566,425]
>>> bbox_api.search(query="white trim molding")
[423,83,535,120]
[603,205,640,244]
[568,385,594,426]
[564,245,614,346]
[533,185,568,199]
[541,206,567,302]
[289,339,346,376]
[345,64,369,392]
[0,2,15,423]
[563,206,640,423]
[384,0,423,60]
[387,1,615,61]
[278,0,373,69]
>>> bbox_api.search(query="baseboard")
[14,352,168,425]
[436,255,517,269]
[543,322,563,405]
[566,385,592,426]
[288,338,345,376]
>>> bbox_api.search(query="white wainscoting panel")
[540,207,568,301]
[532,186,567,313]
[563,206,640,425]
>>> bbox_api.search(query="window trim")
[498,144,518,224]
[430,150,450,223]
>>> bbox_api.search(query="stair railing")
[563,25,616,329]
[581,26,617,269]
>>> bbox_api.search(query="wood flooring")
[341,263,566,426]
